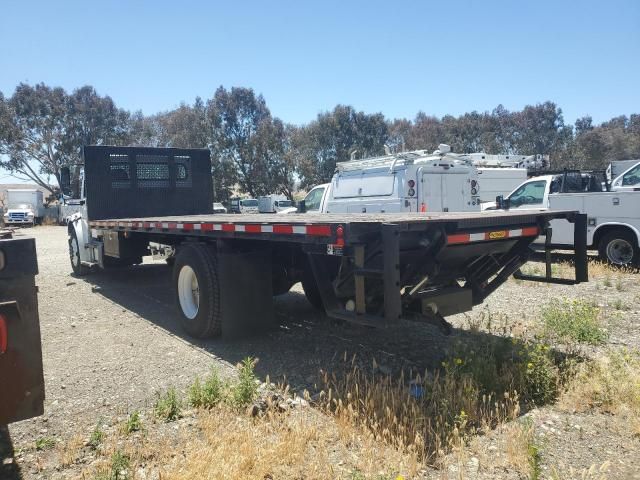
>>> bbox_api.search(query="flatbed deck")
[89,210,574,245]
[91,210,566,225]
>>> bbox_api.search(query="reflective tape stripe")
[89,221,334,237]
[447,226,540,245]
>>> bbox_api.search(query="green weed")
[189,368,224,409]
[541,298,608,345]
[88,420,105,448]
[230,357,258,408]
[124,410,142,434]
[154,387,181,422]
[35,436,56,450]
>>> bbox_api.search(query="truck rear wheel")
[598,230,639,267]
[68,229,90,276]
[173,244,221,338]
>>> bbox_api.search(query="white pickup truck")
[496,173,640,266]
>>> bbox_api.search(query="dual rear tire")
[173,244,221,338]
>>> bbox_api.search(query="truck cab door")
[303,185,327,214]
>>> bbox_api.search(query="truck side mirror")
[297,200,307,213]
[60,167,71,195]
[496,195,510,210]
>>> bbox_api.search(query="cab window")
[304,187,325,211]
[622,164,640,186]
[508,180,546,207]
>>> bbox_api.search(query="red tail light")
[0,314,7,354]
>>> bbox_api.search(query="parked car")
[212,202,227,214]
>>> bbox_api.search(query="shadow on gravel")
[82,262,560,395]
[0,426,22,480]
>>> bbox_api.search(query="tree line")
[1,82,639,199]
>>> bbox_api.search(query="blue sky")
[1,0,639,126]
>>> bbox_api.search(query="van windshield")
[276,200,292,208]
[241,199,258,207]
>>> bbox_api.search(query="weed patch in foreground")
[124,411,142,434]
[88,420,105,448]
[319,333,564,465]
[35,436,56,451]
[154,387,181,422]
[189,368,224,409]
[541,298,608,345]
[561,348,640,415]
[230,357,259,408]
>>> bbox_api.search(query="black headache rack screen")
[83,146,213,221]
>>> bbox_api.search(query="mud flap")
[217,248,275,339]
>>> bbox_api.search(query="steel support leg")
[382,224,401,324]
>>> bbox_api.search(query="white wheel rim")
[606,239,633,265]
[70,237,79,266]
[178,265,200,319]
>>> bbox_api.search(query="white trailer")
[3,189,44,226]
[498,174,640,266]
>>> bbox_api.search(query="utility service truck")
[293,146,483,215]
[62,146,587,338]
[3,189,44,226]
[0,230,45,425]
[494,171,640,266]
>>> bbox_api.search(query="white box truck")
[258,194,294,213]
[3,189,44,226]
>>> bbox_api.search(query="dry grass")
[58,433,84,468]
[76,406,417,480]
[316,339,560,466]
[559,348,640,416]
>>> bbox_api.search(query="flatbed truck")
[62,146,588,338]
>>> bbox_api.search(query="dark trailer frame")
[70,146,588,338]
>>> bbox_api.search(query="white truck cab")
[229,198,259,214]
[497,173,640,266]
[610,161,640,191]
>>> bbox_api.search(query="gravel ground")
[3,225,640,479]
